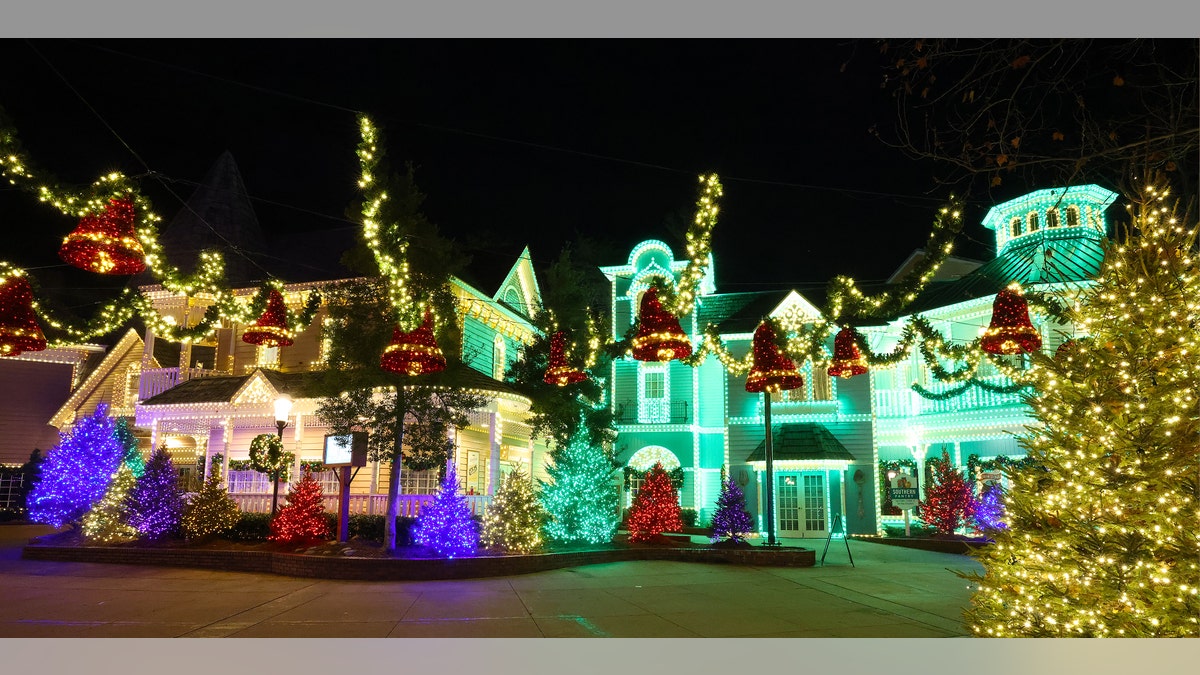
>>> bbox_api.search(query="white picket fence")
[227,491,491,517]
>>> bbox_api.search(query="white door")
[776,474,801,536]
[801,473,827,537]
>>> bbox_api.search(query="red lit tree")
[916,449,977,535]
[269,468,329,544]
[626,462,684,542]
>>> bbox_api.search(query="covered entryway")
[746,423,856,538]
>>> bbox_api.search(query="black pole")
[272,420,287,516]
[763,391,778,547]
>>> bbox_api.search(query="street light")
[271,394,293,516]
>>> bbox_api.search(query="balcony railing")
[138,367,224,401]
[874,374,1029,418]
[613,400,690,425]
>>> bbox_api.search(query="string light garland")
[656,174,723,317]
[58,195,147,275]
[963,183,1200,637]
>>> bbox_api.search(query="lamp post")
[271,394,293,516]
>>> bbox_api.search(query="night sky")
[1,39,1003,325]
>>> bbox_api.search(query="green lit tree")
[481,468,546,554]
[81,463,137,543]
[963,186,1200,637]
[540,427,620,545]
[113,417,145,479]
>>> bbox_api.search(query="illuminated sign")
[323,432,368,467]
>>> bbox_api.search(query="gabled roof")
[492,246,542,319]
[697,291,784,333]
[745,423,858,463]
[49,329,150,429]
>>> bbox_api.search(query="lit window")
[1046,208,1060,228]
[1066,205,1080,227]
[644,372,664,398]
[1010,217,1023,237]
[1028,212,1039,232]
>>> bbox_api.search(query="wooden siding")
[0,360,73,464]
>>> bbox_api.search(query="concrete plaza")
[0,524,984,638]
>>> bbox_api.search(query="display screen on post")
[323,432,368,467]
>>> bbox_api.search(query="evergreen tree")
[964,186,1200,637]
[916,449,977,535]
[28,404,125,528]
[972,482,1007,533]
[626,463,684,542]
[540,429,620,544]
[81,463,137,543]
[412,462,478,557]
[480,468,545,554]
[269,468,330,544]
[180,469,241,540]
[710,476,755,543]
[113,417,145,479]
[127,446,184,539]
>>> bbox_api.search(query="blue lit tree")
[411,462,478,557]
[972,482,1007,533]
[28,404,125,528]
[127,446,184,539]
[710,476,754,543]
[539,430,620,545]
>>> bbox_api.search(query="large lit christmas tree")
[81,463,138,543]
[411,462,478,557]
[180,469,241,540]
[964,186,1200,637]
[127,446,183,539]
[916,449,977,535]
[710,476,755,543]
[626,462,684,542]
[28,404,126,528]
[269,468,330,544]
[539,429,620,545]
[480,468,546,554]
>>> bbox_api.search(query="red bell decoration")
[380,311,446,376]
[242,289,295,348]
[0,274,48,357]
[630,286,692,362]
[58,196,146,275]
[543,331,588,386]
[745,321,803,393]
[981,287,1042,355]
[827,326,868,379]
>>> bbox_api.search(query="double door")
[775,472,826,538]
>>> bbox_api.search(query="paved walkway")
[0,524,983,637]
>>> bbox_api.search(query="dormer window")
[1065,205,1081,227]
[1010,217,1023,237]
[1027,212,1039,232]
[1046,208,1060,228]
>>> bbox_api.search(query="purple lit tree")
[28,404,125,528]
[972,482,1007,533]
[127,446,184,539]
[710,476,754,543]
[412,462,478,558]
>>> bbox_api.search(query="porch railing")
[227,492,492,517]
[138,367,224,401]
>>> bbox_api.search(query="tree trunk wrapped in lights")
[58,196,146,275]
[630,286,692,362]
[380,311,446,375]
[543,330,588,386]
[241,288,295,348]
[827,326,868,379]
[981,286,1041,355]
[0,271,47,357]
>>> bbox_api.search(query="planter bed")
[23,535,814,580]
[851,534,991,555]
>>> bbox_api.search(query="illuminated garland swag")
[0,110,321,350]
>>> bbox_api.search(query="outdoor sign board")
[888,472,919,510]
[323,432,368,467]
